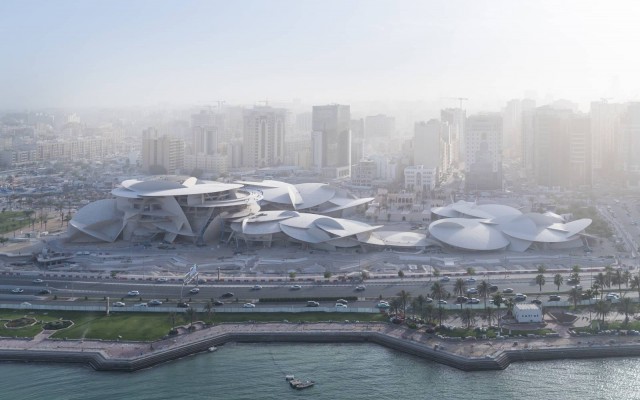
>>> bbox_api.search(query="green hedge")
[258,296,358,303]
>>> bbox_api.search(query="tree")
[614,269,623,294]
[631,274,640,299]
[537,264,547,274]
[553,273,563,292]
[430,282,448,326]
[535,274,546,292]
[424,304,435,324]
[454,278,466,310]
[323,271,332,279]
[594,273,606,291]
[397,290,411,316]
[184,307,197,328]
[618,297,635,326]
[289,271,297,280]
[466,267,476,277]
[571,265,581,284]
[492,293,504,330]
[485,307,495,327]
[505,298,515,317]
[604,265,614,288]
[389,297,403,315]
[168,311,177,330]
[623,270,632,289]
[398,270,405,279]
[413,295,426,319]
[568,288,581,309]
[477,280,490,309]
[204,301,213,323]
[461,308,475,329]
[595,300,611,325]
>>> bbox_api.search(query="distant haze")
[1,0,639,112]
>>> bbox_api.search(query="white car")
[32,279,44,284]
[290,285,302,290]
[252,285,263,290]
[127,290,140,296]
[335,303,348,308]
[133,303,148,308]
[189,288,200,294]
[440,276,451,282]
[156,277,168,283]
[11,288,24,294]
[243,303,256,308]
[355,285,366,291]
[113,301,126,307]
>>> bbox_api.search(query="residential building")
[312,104,351,179]
[242,106,287,168]
[464,113,503,190]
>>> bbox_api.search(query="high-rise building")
[364,114,395,139]
[413,120,441,171]
[464,113,503,190]
[242,106,286,168]
[441,108,465,167]
[141,128,185,175]
[621,103,640,182]
[529,107,591,188]
[350,118,365,164]
[312,104,351,179]
[590,100,625,179]
[503,98,535,164]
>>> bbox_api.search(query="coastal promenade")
[2,321,640,372]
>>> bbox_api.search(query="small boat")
[289,379,315,390]
[208,346,217,352]
[285,375,295,381]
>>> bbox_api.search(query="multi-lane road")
[0,272,605,310]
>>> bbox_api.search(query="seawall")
[2,325,640,372]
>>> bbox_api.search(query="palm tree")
[623,270,631,289]
[568,288,581,309]
[478,280,490,309]
[604,265,614,288]
[553,273,563,292]
[454,278,466,310]
[631,274,640,299]
[505,298,514,317]
[613,268,623,294]
[537,264,547,274]
[413,295,426,319]
[397,290,412,316]
[592,282,602,300]
[535,274,546,292]
[424,304,435,324]
[184,307,197,329]
[571,265,581,284]
[595,300,611,326]
[618,297,635,326]
[461,308,475,329]
[168,311,177,330]
[204,300,213,323]
[594,273,606,291]
[466,267,476,278]
[485,307,495,327]
[389,297,402,315]
[430,282,448,325]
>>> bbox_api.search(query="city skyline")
[2,0,640,111]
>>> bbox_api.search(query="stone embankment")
[2,323,640,372]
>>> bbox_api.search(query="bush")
[43,320,73,330]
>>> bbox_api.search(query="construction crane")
[444,97,469,109]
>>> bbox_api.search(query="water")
[2,343,640,399]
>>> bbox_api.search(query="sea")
[1,343,639,400]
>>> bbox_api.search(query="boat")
[208,346,217,352]
[289,379,315,390]
[285,375,295,381]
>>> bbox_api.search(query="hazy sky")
[2,0,639,111]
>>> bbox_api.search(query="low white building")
[404,165,437,192]
[514,304,543,323]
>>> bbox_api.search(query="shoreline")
[2,322,640,372]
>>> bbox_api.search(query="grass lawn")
[0,210,32,234]
[0,310,387,341]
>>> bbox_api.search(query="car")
[251,285,262,290]
[127,290,140,296]
[567,277,579,284]
[530,299,542,305]
[156,277,168,283]
[290,285,302,290]
[177,302,189,308]
[440,276,451,282]
[437,300,447,305]
[32,278,44,284]
[11,288,24,294]
[572,285,582,291]
[189,287,200,294]
[147,299,163,306]
[465,277,476,283]
[466,287,478,294]
[514,293,527,301]
[213,300,224,306]
[456,296,469,303]
[376,302,391,309]
[355,285,366,291]
[38,289,52,295]
[467,298,480,304]
[133,303,148,308]
[503,288,514,294]
[336,299,348,304]
[243,303,256,308]
[20,302,32,307]
[220,292,234,298]
[489,285,499,292]
[306,301,320,307]
[549,295,561,301]
[335,303,348,308]
[113,301,126,307]
[424,297,434,303]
